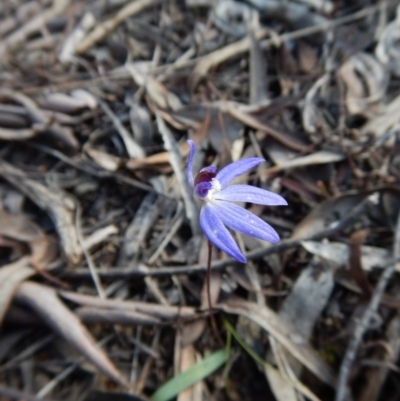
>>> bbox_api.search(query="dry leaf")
[177,345,202,401]
[266,144,344,173]
[292,193,365,239]
[15,282,129,387]
[0,257,33,327]
[301,241,391,271]
[339,52,388,115]
[85,146,124,172]
[266,260,334,401]
[302,73,330,134]
[0,209,57,268]
[360,93,400,138]
[59,13,96,63]
[217,299,336,387]
[41,92,92,113]
[0,160,81,263]
[226,102,309,152]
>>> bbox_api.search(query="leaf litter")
[0,1,400,400]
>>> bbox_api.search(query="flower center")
[194,169,216,187]
[193,168,221,201]
[206,178,221,201]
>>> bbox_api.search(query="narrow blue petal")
[214,185,287,206]
[212,201,280,243]
[216,158,265,187]
[200,204,246,263]
[186,140,196,187]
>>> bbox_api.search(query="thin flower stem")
[207,240,213,315]
[207,240,223,346]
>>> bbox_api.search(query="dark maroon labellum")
[194,169,216,186]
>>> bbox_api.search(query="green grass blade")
[223,318,267,367]
[151,349,228,401]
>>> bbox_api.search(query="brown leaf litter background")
[1,1,400,400]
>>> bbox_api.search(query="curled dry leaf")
[83,225,119,251]
[360,92,400,138]
[0,209,57,269]
[14,281,129,387]
[339,52,388,116]
[71,89,98,110]
[0,160,81,263]
[302,73,330,134]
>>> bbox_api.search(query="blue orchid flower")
[186,140,287,263]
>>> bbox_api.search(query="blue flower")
[186,140,287,263]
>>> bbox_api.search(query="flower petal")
[214,185,287,206]
[212,201,280,243]
[216,158,265,187]
[186,140,196,187]
[200,166,217,174]
[200,204,246,263]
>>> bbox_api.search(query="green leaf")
[151,349,228,401]
[223,318,267,367]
